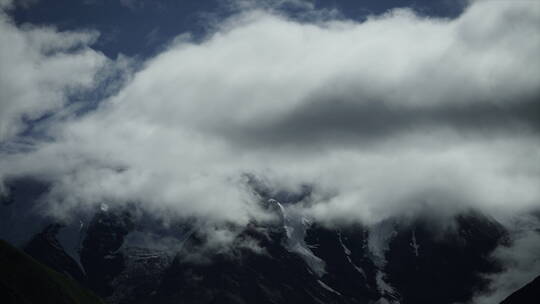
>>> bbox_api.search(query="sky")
[2,0,538,222]
[9,0,466,57]
[1,0,540,302]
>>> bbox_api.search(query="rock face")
[80,208,135,296]
[0,178,533,304]
[151,224,360,304]
[304,211,508,304]
[501,275,540,304]
[24,223,87,284]
[13,206,512,304]
[384,212,507,304]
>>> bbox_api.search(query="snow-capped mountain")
[0,178,538,304]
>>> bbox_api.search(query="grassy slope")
[0,239,104,304]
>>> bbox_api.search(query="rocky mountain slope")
[1,177,538,304]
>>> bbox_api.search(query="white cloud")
[1,1,539,229]
[0,0,11,9]
[473,215,540,304]
[0,9,107,143]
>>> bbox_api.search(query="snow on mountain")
[410,229,420,257]
[269,198,326,277]
[367,219,400,302]
[338,231,367,278]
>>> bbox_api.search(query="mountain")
[0,239,103,304]
[24,223,87,284]
[0,177,535,304]
[500,275,540,304]
[10,204,511,304]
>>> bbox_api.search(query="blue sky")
[10,0,466,58]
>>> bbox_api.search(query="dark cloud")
[219,93,540,149]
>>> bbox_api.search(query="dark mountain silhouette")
[0,178,535,304]
[501,275,540,304]
[10,206,513,304]
[0,239,103,304]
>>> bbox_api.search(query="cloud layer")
[0,8,107,143]
[1,1,539,228]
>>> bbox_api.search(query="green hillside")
[0,239,104,304]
